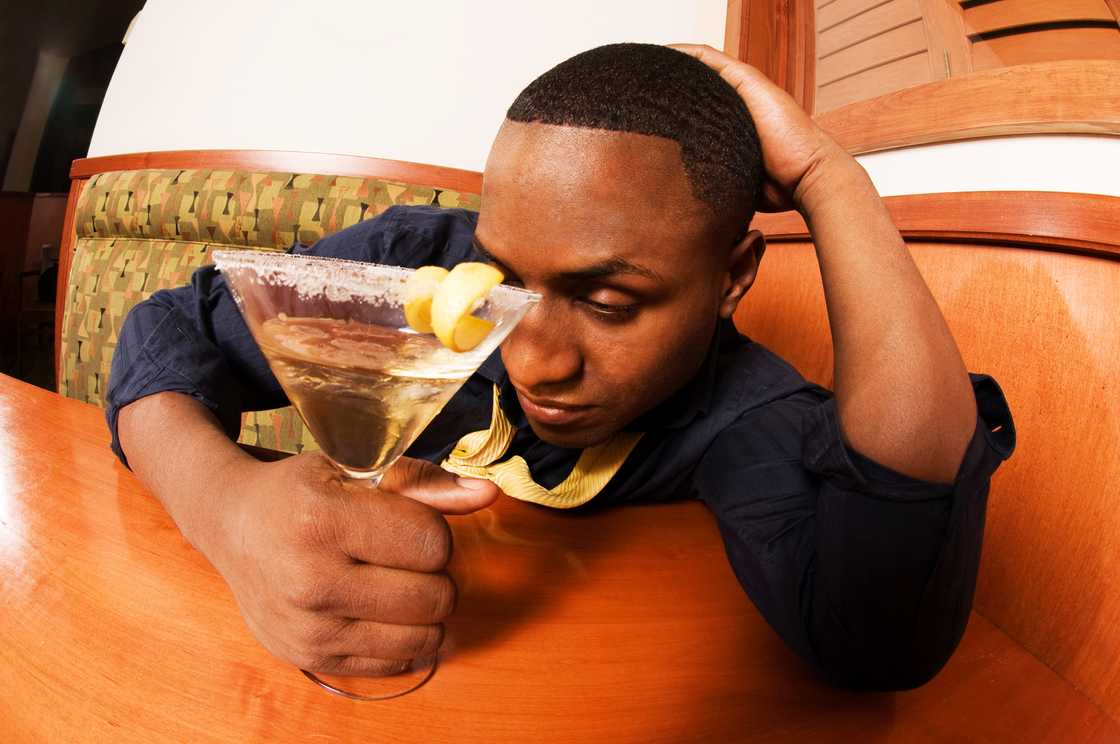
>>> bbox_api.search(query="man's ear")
[719,229,766,318]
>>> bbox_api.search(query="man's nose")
[501,303,582,391]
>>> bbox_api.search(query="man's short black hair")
[506,43,762,232]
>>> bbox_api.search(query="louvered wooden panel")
[816,0,936,113]
[818,20,928,85]
[962,0,1117,35]
[819,0,895,30]
[818,0,924,57]
[816,52,931,111]
[972,26,1120,70]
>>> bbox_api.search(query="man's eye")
[581,298,639,320]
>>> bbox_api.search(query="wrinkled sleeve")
[104,207,406,467]
[695,373,1015,690]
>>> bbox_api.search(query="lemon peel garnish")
[429,262,505,352]
[403,265,450,334]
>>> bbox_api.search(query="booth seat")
[58,162,479,453]
[53,150,1120,738]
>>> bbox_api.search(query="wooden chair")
[54,150,1120,734]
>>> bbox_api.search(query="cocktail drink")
[257,314,477,480]
[212,250,539,699]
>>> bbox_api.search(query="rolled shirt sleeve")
[695,373,1015,690]
[105,265,283,467]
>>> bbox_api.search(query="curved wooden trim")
[814,60,1120,155]
[70,150,484,194]
[752,191,1120,259]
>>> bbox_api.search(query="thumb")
[378,457,499,515]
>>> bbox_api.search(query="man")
[107,43,1014,690]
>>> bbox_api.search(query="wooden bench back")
[55,151,483,452]
[745,192,1120,719]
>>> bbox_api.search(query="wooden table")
[1,374,1116,743]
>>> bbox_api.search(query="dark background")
[1,0,144,389]
[1,0,145,191]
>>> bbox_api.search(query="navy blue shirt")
[106,205,1015,690]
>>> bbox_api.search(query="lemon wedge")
[430,262,505,352]
[403,265,450,334]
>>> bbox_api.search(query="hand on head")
[668,43,851,213]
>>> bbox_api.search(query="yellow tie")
[440,386,643,509]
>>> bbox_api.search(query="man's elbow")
[821,656,947,692]
[813,628,963,692]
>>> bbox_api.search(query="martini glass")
[212,249,539,700]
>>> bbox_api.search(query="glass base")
[301,655,438,701]
[339,466,384,483]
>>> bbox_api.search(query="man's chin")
[526,418,617,449]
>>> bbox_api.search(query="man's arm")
[672,44,975,484]
[795,162,974,483]
[672,45,1017,689]
[695,377,1014,690]
[108,207,498,674]
[118,391,497,676]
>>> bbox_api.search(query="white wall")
[90,1,1119,197]
[858,135,1120,197]
[89,0,728,171]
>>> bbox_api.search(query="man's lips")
[515,390,593,426]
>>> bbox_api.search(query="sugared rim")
[211,249,541,304]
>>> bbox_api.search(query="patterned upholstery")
[60,167,480,453]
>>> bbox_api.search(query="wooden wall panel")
[921,0,973,77]
[816,0,935,112]
[971,27,1120,70]
[962,0,1116,35]
[814,60,1120,154]
[737,0,1120,155]
[817,51,932,111]
[818,0,923,57]
[817,20,928,85]
[742,192,1120,720]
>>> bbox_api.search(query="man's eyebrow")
[561,256,663,283]
[471,236,518,279]
[471,237,662,283]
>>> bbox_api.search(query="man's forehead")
[476,122,724,276]
[486,121,690,183]
[483,122,712,228]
